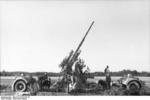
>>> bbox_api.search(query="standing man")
[104,65,111,89]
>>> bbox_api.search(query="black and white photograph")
[0,0,150,97]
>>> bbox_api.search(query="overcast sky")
[0,0,150,72]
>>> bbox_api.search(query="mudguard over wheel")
[14,80,27,92]
[127,81,140,95]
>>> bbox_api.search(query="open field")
[0,76,150,96]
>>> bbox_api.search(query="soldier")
[38,72,49,91]
[104,65,111,89]
[28,75,38,95]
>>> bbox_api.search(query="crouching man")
[27,75,39,95]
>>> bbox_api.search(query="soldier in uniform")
[104,65,111,89]
[28,75,39,95]
[38,72,49,91]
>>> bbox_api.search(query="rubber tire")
[127,81,140,95]
[14,80,27,92]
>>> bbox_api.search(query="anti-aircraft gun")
[61,21,94,75]
[50,21,95,92]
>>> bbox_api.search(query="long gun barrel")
[72,21,95,59]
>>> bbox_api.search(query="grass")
[0,76,150,96]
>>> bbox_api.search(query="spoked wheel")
[14,80,27,92]
[127,81,140,95]
[130,84,138,90]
